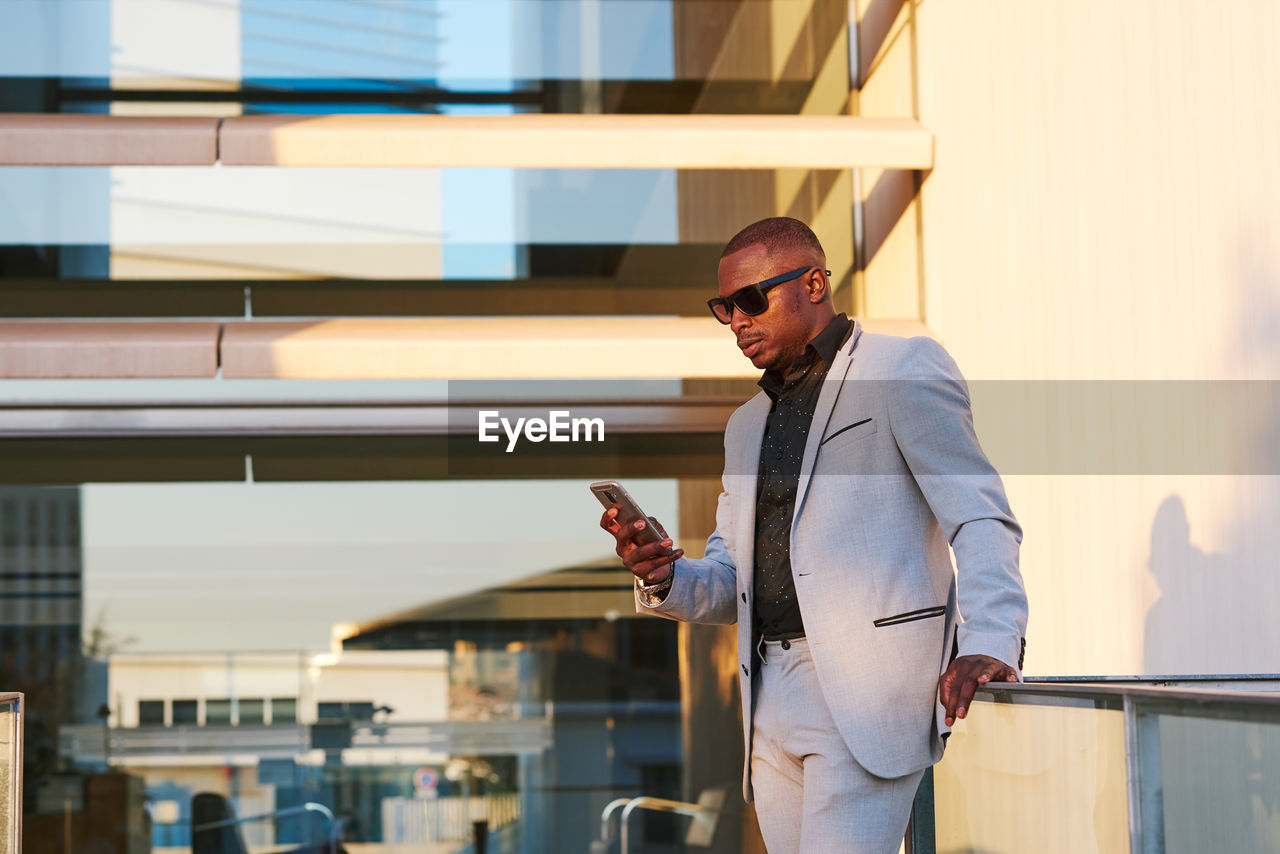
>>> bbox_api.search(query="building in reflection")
[56,562,684,851]
[342,560,687,853]
[64,649,450,848]
[0,488,93,805]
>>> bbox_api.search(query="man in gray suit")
[600,217,1028,853]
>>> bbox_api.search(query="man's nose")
[730,310,751,334]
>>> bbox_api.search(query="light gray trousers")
[750,637,924,854]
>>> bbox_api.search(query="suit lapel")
[733,392,770,588]
[791,319,863,536]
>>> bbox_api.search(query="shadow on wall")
[1143,494,1241,674]
[1143,229,1280,677]
[1139,227,1280,854]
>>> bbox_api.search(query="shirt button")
[775,452,782,460]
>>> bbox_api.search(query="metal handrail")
[193,801,337,854]
[1026,673,1280,682]
[598,798,632,845]
[975,679,1280,722]
[618,796,718,854]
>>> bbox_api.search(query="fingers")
[936,670,957,711]
[626,533,677,562]
[599,506,625,535]
[631,547,683,583]
[598,508,683,582]
[939,664,960,725]
[975,662,1018,685]
[953,667,982,724]
[599,507,648,549]
[941,656,1017,726]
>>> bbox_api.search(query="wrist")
[636,560,676,602]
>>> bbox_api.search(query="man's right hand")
[600,507,684,583]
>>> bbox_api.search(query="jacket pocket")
[820,417,875,446]
[873,605,946,628]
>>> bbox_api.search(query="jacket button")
[741,592,747,602]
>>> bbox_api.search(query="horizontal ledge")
[221,114,934,169]
[219,317,933,379]
[0,114,935,169]
[0,317,930,379]
[0,398,740,438]
[0,321,221,378]
[0,114,219,165]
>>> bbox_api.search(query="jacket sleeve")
[634,470,740,626]
[887,336,1029,672]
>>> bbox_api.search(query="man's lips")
[737,337,764,356]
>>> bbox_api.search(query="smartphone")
[590,480,671,552]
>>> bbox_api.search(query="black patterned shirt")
[753,313,853,640]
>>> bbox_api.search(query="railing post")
[1124,695,1165,854]
[906,766,935,854]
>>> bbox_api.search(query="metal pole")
[907,766,935,854]
[1123,695,1146,854]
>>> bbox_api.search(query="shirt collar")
[807,312,853,366]
[758,313,853,395]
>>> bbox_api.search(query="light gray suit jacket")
[637,318,1027,800]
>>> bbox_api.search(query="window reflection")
[271,698,298,725]
[1,1,854,849]
[239,699,266,726]
[172,700,198,727]
[137,700,165,727]
[6,479,684,851]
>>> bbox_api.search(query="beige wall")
[860,1,1280,674]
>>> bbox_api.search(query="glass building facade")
[1,2,857,851]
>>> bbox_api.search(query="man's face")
[717,243,822,373]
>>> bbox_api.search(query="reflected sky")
[81,478,679,653]
[0,167,678,247]
[1,0,677,82]
[0,1,699,280]
[0,165,683,280]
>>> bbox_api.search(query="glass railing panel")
[930,684,1280,854]
[1155,714,1280,853]
[932,697,1130,854]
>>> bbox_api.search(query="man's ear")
[808,269,829,303]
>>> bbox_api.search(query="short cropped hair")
[721,216,826,260]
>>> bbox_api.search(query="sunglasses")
[707,266,831,324]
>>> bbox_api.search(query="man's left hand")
[939,654,1018,726]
